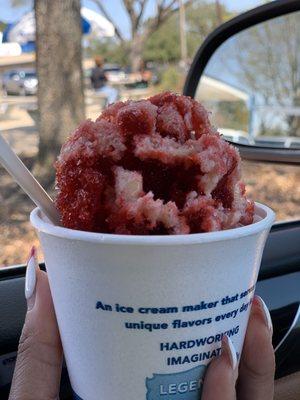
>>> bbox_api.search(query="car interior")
[0,0,300,398]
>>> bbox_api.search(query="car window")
[0,0,292,268]
[192,9,300,225]
[104,68,121,72]
[290,141,300,149]
[24,72,36,78]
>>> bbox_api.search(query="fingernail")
[222,335,237,370]
[255,295,273,334]
[25,246,38,310]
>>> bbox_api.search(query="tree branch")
[123,0,138,35]
[148,0,193,35]
[90,0,125,42]
[135,0,148,31]
[92,0,194,43]
[123,0,148,34]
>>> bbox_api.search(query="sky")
[0,0,265,38]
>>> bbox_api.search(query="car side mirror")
[184,0,300,164]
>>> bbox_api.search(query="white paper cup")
[31,202,275,400]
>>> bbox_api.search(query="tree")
[91,0,194,72]
[143,14,180,64]
[184,1,231,59]
[34,0,85,177]
[85,38,128,66]
[0,21,7,32]
[215,0,223,24]
[143,1,231,65]
[228,13,300,137]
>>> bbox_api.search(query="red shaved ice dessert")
[55,92,254,234]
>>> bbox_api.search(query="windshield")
[0,0,298,268]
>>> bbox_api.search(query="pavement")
[0,88,151,158]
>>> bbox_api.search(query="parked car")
[103,64,126,83]
[254,136,288,148]
[84,65,125,88]
[219,128,253,145]
[2,69,38,96]
[287,137,300,149]
[254,136,300,149]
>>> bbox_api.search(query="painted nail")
[25,247,38,310]
[222,335,237,370]
[255,295,273,334]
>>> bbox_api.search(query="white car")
[2,69,38,96]
[219,128,253,145]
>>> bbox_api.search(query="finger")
[237,295,275,400]
[9,247,63,400]
[202,335,237,400]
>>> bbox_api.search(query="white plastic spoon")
[0,134,60,225]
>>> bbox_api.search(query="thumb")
[9,247,63,400]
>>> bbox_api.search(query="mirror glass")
[196,11,300,148]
